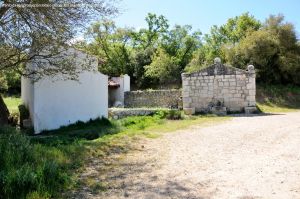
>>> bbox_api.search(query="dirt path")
[76,112,300,199]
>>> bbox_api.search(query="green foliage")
[153,109,182,120]
[3,96,21,113]
[131,47,156,88]
[165,110,183,120]
[224,15,300,85]
[145,48,181,83]
[218,12,262,44]
[77,12,300,87]
[185,47,212,72]
[82,20,134,77]
[132,13,169,50]
[82,13,202,88]
[0,0,117,82]
[161,25,202,67]
[187,12,261,70]
[0,73,8,92]
[0,126,69,199]
[256,84,300,112]
[0,106,230,198]
[4,70,22,93]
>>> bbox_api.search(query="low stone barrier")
[124,90,182,108]
[109,108,169,119]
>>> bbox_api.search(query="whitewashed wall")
[21,77,35,124]
[109,74,130,107]
[22,48,108,134]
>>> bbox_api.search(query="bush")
[0,126,69,199]
[154,109,183,120]
[166,109,182,120]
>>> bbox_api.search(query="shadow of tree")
[71,141,215,199]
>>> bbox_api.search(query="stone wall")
[124,90,182,108]
[182,58,256,114]
[109,108,168,119]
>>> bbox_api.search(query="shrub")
[154,110,169,119]
[166,109,182,120]
[154,109,183,120]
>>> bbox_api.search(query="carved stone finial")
[247,65,255,73]
[214,57,221,64]
[247,65,254,70]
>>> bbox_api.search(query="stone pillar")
[182,73,195,115]
[245,65,257,113]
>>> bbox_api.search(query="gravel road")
[78,111,300,199]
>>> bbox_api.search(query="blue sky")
[114,0,300,36]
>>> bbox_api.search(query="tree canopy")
[0,0,118,124]
[0,0,117,79]
[79,12,300,88]
[224,15,300,84]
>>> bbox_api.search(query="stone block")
[244,106,257,114]
[246,83,255,89]
[249,90,256,96]
[248,101,256,106]
[184,108,195,115]
[230,82,237,86]
[183,81,189,86]
[210,106,227,116]
[183,103,191,108]
[183,97,192,103]
[234,94,241,98]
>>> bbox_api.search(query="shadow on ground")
[71,143,213,199]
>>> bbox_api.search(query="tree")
[0,0,117,124]
[143,24,202,85]
[161,25,202,69]
[0,72,8,92]
[145,48,180,84]
[83,20,134,76]
[131,13,169,50]
[189,12,261,69]
[224,15,300,84]
[131,47,155,88]
[129,13,169,87]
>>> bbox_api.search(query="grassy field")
[256,84,300,113]
[3,95,22,113]
[0,107,228,198]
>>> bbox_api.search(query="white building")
[21,48,108,134]
[108,74,130,107]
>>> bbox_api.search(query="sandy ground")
[75,111,300,199]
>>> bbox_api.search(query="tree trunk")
[0,94,9,125]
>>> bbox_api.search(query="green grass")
[3,95,21,113]
[256,84,300,113]
[0,112,228,199]
[1,84,299,198]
